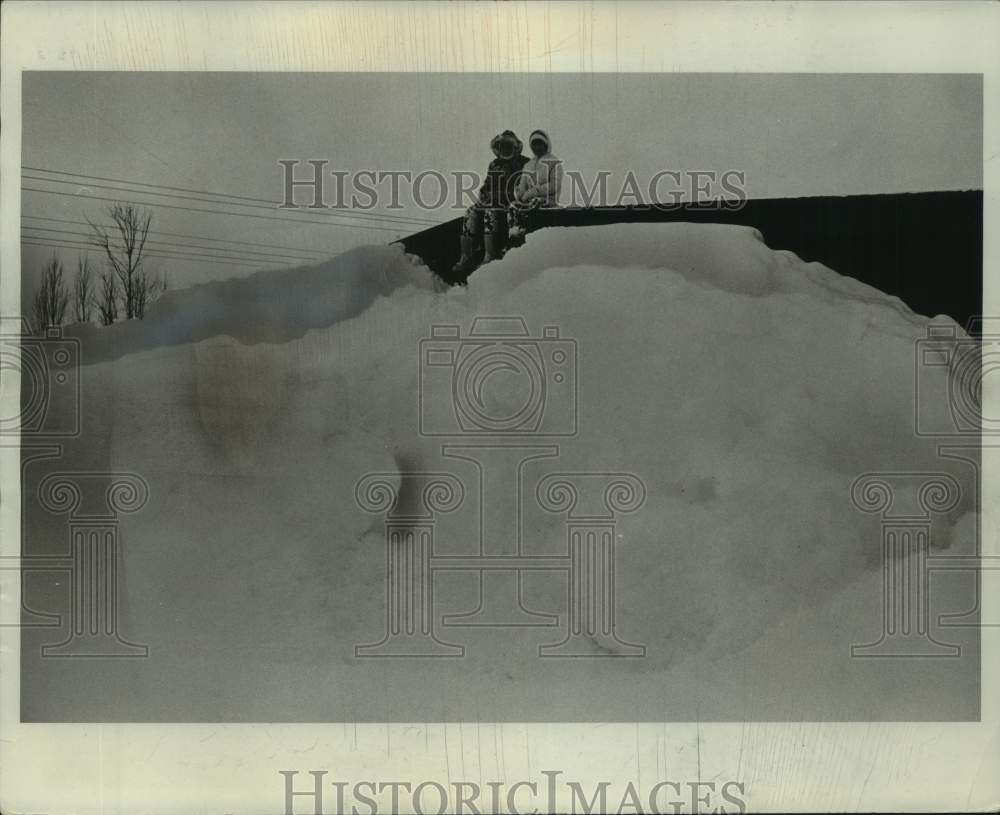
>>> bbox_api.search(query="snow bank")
[64,243,440,364]
[24,222,978,721]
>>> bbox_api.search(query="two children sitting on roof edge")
[452,129,563,276]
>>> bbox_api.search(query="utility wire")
[22,225,321,264]
[23,240,271,270]
[24,165,443,226]
[23,173,433,230]
[21,237,275,268]
[22,214,334,258]
[23,238,273,268]
[22,166,444,228]
[22,186,413,235]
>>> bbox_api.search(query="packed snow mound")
[64,243,440,363]
[27,222,978,721]
[468,222,927,329]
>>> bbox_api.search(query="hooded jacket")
[516,130,563,206]
[476,130,529,208]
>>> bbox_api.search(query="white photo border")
[1,2,997,813]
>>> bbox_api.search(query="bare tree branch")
[97,270,118,326]
[88,203,160,321]
[73,254,94,324]
[31,254,69,334]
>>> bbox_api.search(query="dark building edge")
[396,190,983,332]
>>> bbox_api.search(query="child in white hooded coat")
[509,129,563,241]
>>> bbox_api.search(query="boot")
[506,229,526,248]
[482,230,506,264]
[451,234,479,275]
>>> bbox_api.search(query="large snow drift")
[63,244,441,363]
[24,223,979,721]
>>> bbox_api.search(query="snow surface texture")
[24,223,979,721]
[64,244,443,363]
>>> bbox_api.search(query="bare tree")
[133,265,167,320]
[73,254,95,324]
[88,203,160,320]
[31,254,69,334]
[96,270,118,326]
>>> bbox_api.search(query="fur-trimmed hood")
[491,129,524,158]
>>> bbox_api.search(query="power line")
[23,224,313,262]
[22,166,443,228]
[23,238,273,268]
[22,225,321,265]
[22,173,433,231]
[22,214,334,258]
[24,165,443,226]
[23,240,271,270]
[22,186,413,235]
[21,237,275,269]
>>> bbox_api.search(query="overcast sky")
[21,72,982,291]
